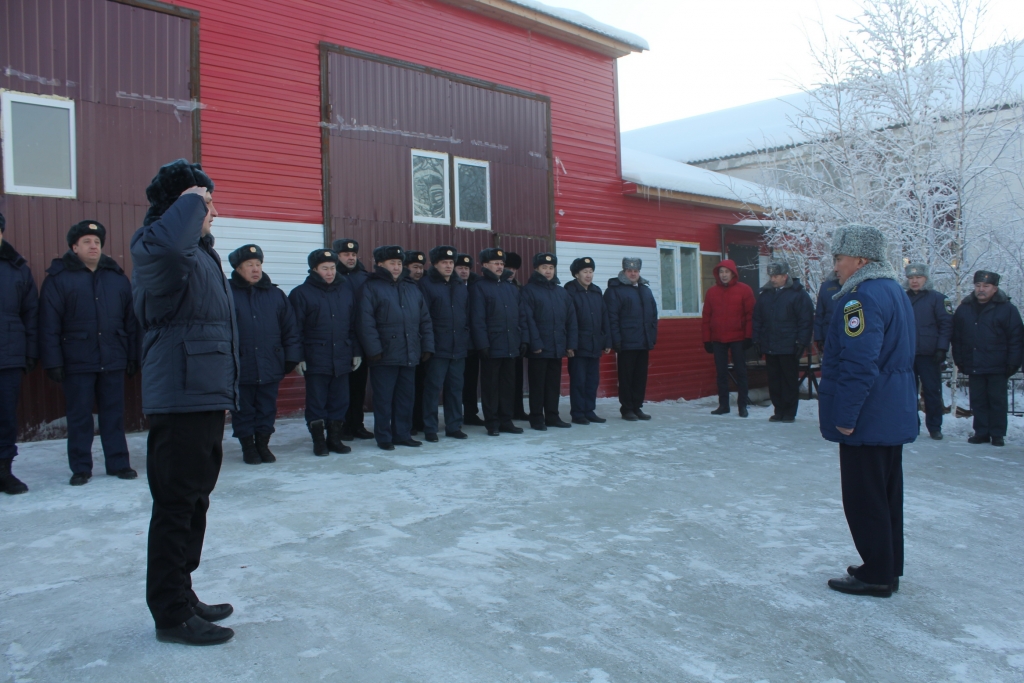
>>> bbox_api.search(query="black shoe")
[781,417,796,423]
[193,602,234,623]
[486,427,500,436]
[378,442,395,451]
[308,420,329,456]
[239,435,261,465]
[827,574,892,597]
[710,406,730,415]
[546,418,571,428]
[621,410,638,421]
[929,431,943,440]
[353,426,374,440]
[847,565,898,592]
[327,420,352,454]
[738,406,749,418]
[254,433,276,463]
[499,423,524,434]
[585,413,606,423]
[513,411,530,421]
[70,472,92,486]
[571,416,590,425]
[769,415,782,422]
[396,439,422,447]
[530,420,548,431]
[968,434,990,444]
[425,433,439,443]
[112,468,138,480]
[634,409,652,420]
[992,436,1005,447]
[0,458,28,495]
[156,615,234,646]
[446,430,468,439]
[464,414,486,426]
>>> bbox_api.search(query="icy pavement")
[2,398,1024,683]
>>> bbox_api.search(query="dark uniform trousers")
[713,341,749,410]
[568,356,600,419]
[412,362,426,432]
[514,356,527,417]
[370,365,415,444]
[343,361,369,434]
[913,355,944,434]
[765,353,799,419]
[969,373,1009,438]
[480,357,515,428]
[528,357,562,420]
[840,443,904,586]
[463,350,481,419]
[305,373,350,425]
[231,382,281,438]
[616,350,649,414]
[0,369,24,462]
[146,411,225,629]
[422,357,465,435]
[62,371,130,475]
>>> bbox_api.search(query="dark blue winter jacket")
[906,287,953,356]
[813,278,840,344]
[565,279,611,358]
[604,274,658,351]
[340,260,369,299]
[39,252,138,374]
[289,272,360,377]
[522,271,579,359]
[231,271,301,384]
[469,268,527,358]
[418,267,469,360]
[952,290,1024,375]
[753,278,814,355]
[818,275,918,446]
[0,240,39,371]
[357,267,434,367]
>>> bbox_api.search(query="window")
[657,241,701,317]
[2,91,77,198]
[454,157,490,229]
[700,253,721,301]
[411,149,449,224]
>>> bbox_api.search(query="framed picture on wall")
[454,157,491,229]
[411,149,450,224]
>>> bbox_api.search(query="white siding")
[555,240,660,313]
[212,218,324,293]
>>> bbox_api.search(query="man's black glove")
[368,353,383,362]
[1007,366,1019,378]
[520,343,529,357]
[284,360,299,374]
[933,350,947,365]
[742,338,753,350]
[421,351,432,363]
[478,347,490,359]
[23,357,36,374]
[126,361,138,377]
[703,342,714,354]
[46,367,65,383]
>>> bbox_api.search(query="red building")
[1,0,774,437]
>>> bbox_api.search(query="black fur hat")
[332,238,359,254]
[456,253,472,268]
[974,270,1000,286]
[479,247,506,264]
[373,245,404,263]
[229,244,264,269]
[533,252,556,268]
[505,252,523,269]
[430,245,458,264]
[0,212,5,233]
[144,159,214,226]
[570,256,596,276]
[67,220,106,247]
[403,250,426,267]
[308,248,339,270]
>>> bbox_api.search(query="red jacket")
[701,260,755,343]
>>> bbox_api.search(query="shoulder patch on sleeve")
[944,298,953,314]
[844,299,864,337]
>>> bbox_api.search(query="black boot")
[308,420,329,456]
[239,436,261,465]
[254,433,276,463]
[711,406,730,415]
[327,420,352,454]
[155,614,234,645]
[0,458,28,495]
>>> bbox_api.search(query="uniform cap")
[570,257,595,276]
[332,238,359,254]
[532,252,557,268]
[504,252,523,269]
[373,245,404,263]
[403,250,426,266]
[67,220,106,247]
[766,261,790,276]
[429,245,458,264]
[308,248,339,270]
[229,244,264,269]
[622,257,642,271]
[904,263,929,278]
[974,270,1000,285]
[456,253,472,267]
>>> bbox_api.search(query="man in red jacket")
[702,260,755,416]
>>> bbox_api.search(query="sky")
[548,0,1024,131]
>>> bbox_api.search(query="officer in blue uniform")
[819,225,917,598]
[404,250,428,434]
[228,244,301,464]
[0,213,38,496]
[458,253,486,426]
[904,263,953,440]
[565,257,611,424]
[814,274,840,355]
[40,220,139,486]
[503,252,530,421]
[333,238,374,441]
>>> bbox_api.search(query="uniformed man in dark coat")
[522,252,578,429]
[904,263,953,440]
[40,220,139,485]
[752,261,814,422]
[457,253,486,426]
[469,247,527,436]
[952,270,1024,447]
[0,213,38,496]
[565,257,611,424]
[404,250,428,434]
[228,244,302,464]
[131,159,236,645]
[418,245,469,441]
[357,246,434,450]
[503,251,530,421]
[605,257,658,421]
[290,249,360,456]
[333,238,373,441]
[813,274,841,355]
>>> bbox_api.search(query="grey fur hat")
[766,261,789,276]
[830,224,887,261]
[622,257,642,271]
[905,263,929,278]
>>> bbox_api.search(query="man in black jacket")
[752,261,814,423]
[404,251,428,434]
[952,270,1024,446]
[605,257,658,421]
[904,263,953,440]
[334,238,374,441]
[565,257,611,424]
[503,252,530,421]
[457,253,485,426]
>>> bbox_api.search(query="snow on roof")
[504,0,649,52]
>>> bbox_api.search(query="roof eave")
[622,181,772,215]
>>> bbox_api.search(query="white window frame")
[454,156,491,230]
[411,149,450,225]
[1,90,77,198]
[656,240,702,319]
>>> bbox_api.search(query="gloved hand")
[352,356,362,371]
[1006,366,1019,378]
[703,342,714,354]
[478,347,490,359]
[603,348,612,354]
[126,360,139,377]
[284,360,299,375]
[421,351,432,363]
[933,349,947,365]
[46,367,65,383]
[368,354,383,362]
[295,361,306,376]
[519,343,529,357]
[567,350,575,358]
[743,338,753,350]
[24,357,36,374]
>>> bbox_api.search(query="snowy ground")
[2,397,1024,683]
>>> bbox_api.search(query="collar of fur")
[961,289,1009,306]
[58,250,121,274]
[904,278,933,292]
[529,270,560,287]
[230,270,273,289]
[369,264,404,284]
[0,240,26,266]
[615,271,648,287]
[306,271,340,291]
[566,278,600,294]
[761,275,794,292]
[338,260,366,276]
[427,266,459,284]
[482,268,503,283]
[833,260,898,300]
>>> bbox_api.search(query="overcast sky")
[549,0,1024,131]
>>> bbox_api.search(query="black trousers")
[568,356,600,419]
[616,350,649,413]
[839,443,904,586]
[412,362,426,431]
[913,355,944,434]
[305,373,350,424]
[712,341,748,410]
[528,357,563,420]
[231,381,280,438]
[514,356,527,417]
[146,411,225,629]
[969,373,1009,438]
[0,368,23,461]
[370,365,415,445]
[480,357,515,428]
[463,350,481,418]
[343,361,369,433]
[62,371,130,475]
[765,353,799,419]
